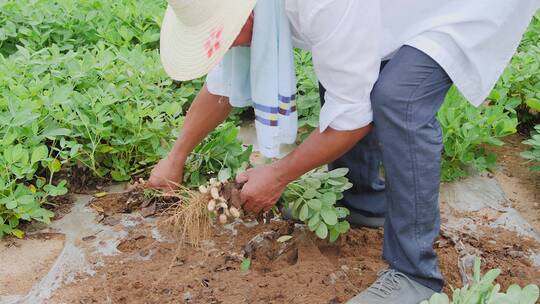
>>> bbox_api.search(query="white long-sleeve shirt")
[285,0,540,131]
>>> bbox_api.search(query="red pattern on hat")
[205,26,224,59]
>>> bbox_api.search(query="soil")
[67,166,112,194]
[46,194,76,220]
[0,181,530,304]
[47,221,389,304]
[0,233,65,296]
[485,134,540,232]
[47,211,540,304]
[5,134,540,303]
[474,228,540,289]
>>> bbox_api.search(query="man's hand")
[147,156,185,192]
[236,165,288,213]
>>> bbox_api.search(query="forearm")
[273,125,372,184]
[168,83,232,164]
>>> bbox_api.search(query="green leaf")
[341,182,353,191]
[307,213,320,231]
[327,179,344,186]
[6,200,17,209]
[337,221,350,234]
[218,168,231,182]
[11,229,24,239]
[335,207,350,218]
[315,223,328,239]
[42,128,71,139]
[299,204,309,221]
[48,159,62,173]
[31,145,48,164]
[240,258,251,271]
[8,217,19,228]
[482,268,502,285]
[525,98,540,111]
[111,170,130,181]
[321,192,337,205]
[473,256,481,282]
[303,188,319,199]
[18,195,35,205]
[507,284,522,299]
[329,227,340,243]
[321,208,338,226]
[328,168,349,178]
[307,199,322,211]
[304,177,321,189]
[520,284,540,304]
[425,293,449,304]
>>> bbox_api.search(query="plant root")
[156,186,211,248]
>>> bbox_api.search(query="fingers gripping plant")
[282,168,353,242]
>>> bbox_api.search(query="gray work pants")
[320,45,453,291]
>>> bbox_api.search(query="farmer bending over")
[150,0,539,303]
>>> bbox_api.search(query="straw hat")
[160,0,256,81]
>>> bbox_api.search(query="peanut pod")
[207,199,217,212]
[210,187,220,200]
[229,207,241,218]
[219,214,228,224]
[199,185,209,194]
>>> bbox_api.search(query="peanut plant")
[184,122,252,188]
[282,168,353,242]
[0,0,164,56]
[521,124,540,171]
[421,257,539,304]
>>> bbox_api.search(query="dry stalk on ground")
[156,186,211,248]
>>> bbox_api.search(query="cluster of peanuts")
[199,178,242,224]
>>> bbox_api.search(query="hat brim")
[160,1,256,81]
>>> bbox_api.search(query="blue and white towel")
[206,0,297,158]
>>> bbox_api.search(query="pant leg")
[371,46,452,291]
[319,83,387,217]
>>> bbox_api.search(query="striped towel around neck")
[206,0,297,158]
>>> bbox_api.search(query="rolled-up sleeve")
[307,0,381,131]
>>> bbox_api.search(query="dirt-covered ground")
[43,189,538,304]
[486,134,540,232]
[2,135,539,304]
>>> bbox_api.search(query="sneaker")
[347,269,436,304]
[346,208,384,228]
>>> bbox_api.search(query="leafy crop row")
[0,0,246,237]
[438,88,518,181]
[0,0,164,56]
[504,11,540,130]
[0,43,196,236]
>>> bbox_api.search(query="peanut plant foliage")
[422,257,539,304]
[282,168,353,242]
